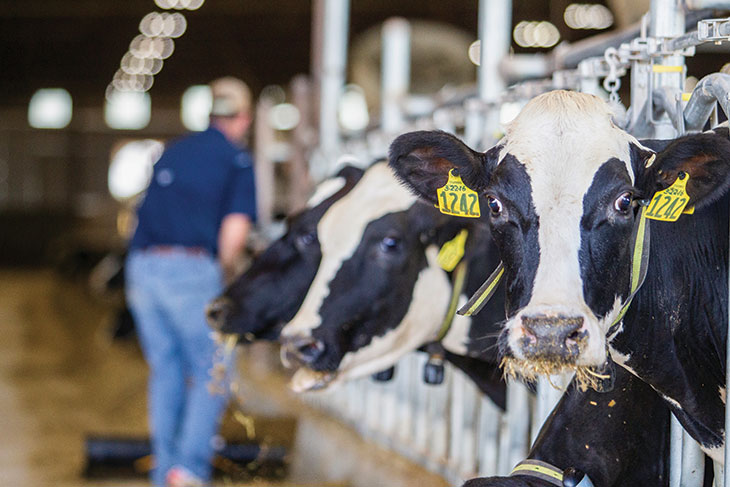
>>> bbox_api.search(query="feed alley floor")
[0,269,448,487]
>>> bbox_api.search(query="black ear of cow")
[388,130,491,205]
[335,164,364,185]
[642,131,730,209]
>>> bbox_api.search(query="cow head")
[206,166,364,341]
[279,162,470,391]
[389,90,730,383]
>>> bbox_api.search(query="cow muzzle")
[206,296,234,331]
[280,335,326,368]
[518,314,587,361]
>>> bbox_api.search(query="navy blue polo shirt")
[129,127,257,256]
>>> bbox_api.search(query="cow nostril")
[296,339,325,363]
[521,325,537,344]
[206,297,233,329]
[567,329,582,342]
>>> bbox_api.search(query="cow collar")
[511,460,564,486]
[435,260,468,341]
[422,233,471,385]
[433,228,471,342]
[512,459,596,487]
[606,203,650,338]
[457,204,651,336]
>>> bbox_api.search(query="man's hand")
[218,213,251,284]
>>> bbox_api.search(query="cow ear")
[388,130,493,205]
[335,164,364,185]
[640,131,730,209]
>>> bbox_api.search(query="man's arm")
[218,213,252,283]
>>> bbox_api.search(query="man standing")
[125,77,256,487]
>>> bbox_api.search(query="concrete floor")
[0,269,448,487]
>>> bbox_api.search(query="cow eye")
[614,192,632,214]
[296,231,317,247]
[487,196,502,216]
[379,236,401,252]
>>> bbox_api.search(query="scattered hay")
[501,356,611,392]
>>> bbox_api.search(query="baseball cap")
[209,76,252,117]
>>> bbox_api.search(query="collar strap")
[457,262,503,317]
[607,204,651,337]
[511,459,564,486]
[436,260,469,341]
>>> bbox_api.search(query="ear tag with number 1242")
[645,172,693,222]
[436,169,481,218]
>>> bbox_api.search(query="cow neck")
[613,195,730,456]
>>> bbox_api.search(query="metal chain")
[603,47,622,104]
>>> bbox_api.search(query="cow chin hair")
[500,356,607,392]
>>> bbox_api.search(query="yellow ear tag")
[438,229,468,271]
[436,169,481,218]
[645,173,691,222]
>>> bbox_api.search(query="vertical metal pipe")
[449,369,467,470]
[427,367,450,469]
[680,432,705,487]
[459,380,479,478]
[253,96,275,228]
[317,0,350,158]
[288,74,314,213]
[504,380,531,474]
[649,0,685,139]
[670,415,684,487]
[380,17,411,134]
[532,375,568,444]
[725,196,730,486]
[478,0,511,102]
[477,395,501,476]
[477,0,512,143]
[310,0,324,132]
[628,15,651,133]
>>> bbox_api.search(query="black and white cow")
[207,165,364,340]
[390,90,730,476]
[278,161,508,405]
[276,155,681,486]
[210,142,681,486]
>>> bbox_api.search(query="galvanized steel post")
[380,18,411,134]
[649,0,685,139]
[315,0,350,173]
[475,0,512,145]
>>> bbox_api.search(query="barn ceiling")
[0,0,489,106]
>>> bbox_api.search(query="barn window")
[105,91,151,130]
[28,88,73,129]
[181,85,212,131]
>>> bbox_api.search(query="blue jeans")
[126,249,233,486]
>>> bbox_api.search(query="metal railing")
[299,353,566,485]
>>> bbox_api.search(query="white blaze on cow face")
[282,162,418,338]
[500,91,646,367]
